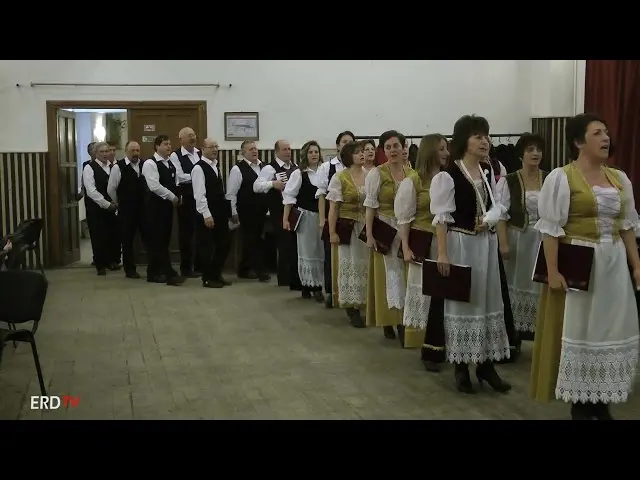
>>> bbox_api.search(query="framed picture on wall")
[224,112,260,141]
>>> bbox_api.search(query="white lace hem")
[298,258,324,288]
[444,311,511,364]
[338,259,368,306]
[555,337,640,404]
[508,287,538,333]
[402,282,431,329]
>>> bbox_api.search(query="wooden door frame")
[45,100,208,267]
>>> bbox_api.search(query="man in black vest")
[169,127,201,278]
[142,135,185,286]
[253,139,301,289]
[192,138,232,288]
[107,140,145,279]
[105,140,123,267]
[82,141,118,275]
[225,140,270,282]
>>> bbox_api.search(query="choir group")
[82,111,640,420]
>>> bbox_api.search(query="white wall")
[0,60,579,152]
[527,60,586,118]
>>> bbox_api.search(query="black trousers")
[421,297,446,363]
[195,216,231,282]
[271,210,301,288]
[238,208,267,276]
[177,194,198,274]
[145,200,177,279]
[86,206,117,270]
[323,235,332,295]
[119,208,145,273]
[497,251,517,347]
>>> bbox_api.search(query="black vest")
[195,160,231,220]
[116,158,145,213]
[145,157,178,204]
[237,160,265,215]
[268,160,297,215]
[505,170,548,230]
[85,161,111,211]
[323,161,339,218]
[446,161,494,235]
[297,171,318,212]
[173,147,200,176]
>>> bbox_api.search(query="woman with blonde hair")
[283,140,325,302]
[395,133,450,370]
[327,141,370,327]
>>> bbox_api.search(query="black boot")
[383,326,396,339]
[571,402,598,420]
[476,362,511,393]
[454,363,475,394]
[593,402,614,420]
[396,324,405,347]
[346,308,365,328]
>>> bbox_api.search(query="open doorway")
[45,100,207,268]
[64,108,129,267]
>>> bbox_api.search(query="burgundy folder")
[288,207,303,232]
[396,229,433,264]
[358,217,397,255]
[532,242,594,291]
[322,218,355,245]
[422,259,472,303]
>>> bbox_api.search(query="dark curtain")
[584,60,640,207]
[375,146,386,166]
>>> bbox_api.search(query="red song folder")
[422,259,472,303]
[396,228,433,264]
[532,241,594,292]
[358,217,397,255]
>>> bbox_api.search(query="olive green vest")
[377,163,409,218]
[407,170,435,233]
[561,164,624,243]
[336,170,365,222]
[505,169,547,231]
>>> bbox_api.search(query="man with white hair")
[191,138,233,288]
[169,127,201,278]
[82,141,118,275]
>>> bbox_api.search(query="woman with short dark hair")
[430,115,512,394]
[327,141,370,326]
[530,113,640,420]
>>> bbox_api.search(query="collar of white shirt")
[181,146,199,157]
[242,157,261,167]
[330,156,342,166]
[154,152,169,163]
[201,156,217,166]
[276,157,293,169]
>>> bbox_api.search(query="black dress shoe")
[167,275,186,286]
[203,280,224,288]
[97,268,107,276]
[238,272,258,279]
[147,274,167,283]
[258,273,271,282]
[217,276,232,286]
[125,271,141,279]
[182,271,200,279]
[313,291,325,303]
[476,362,511,393]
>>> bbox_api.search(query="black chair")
[5,218,44,276]
[0,270,49,395]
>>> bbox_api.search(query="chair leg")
[28,336,47,396]
[8,323,17,349]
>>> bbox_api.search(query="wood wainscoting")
[0,152,48,268]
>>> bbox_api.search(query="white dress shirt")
[315,156,344,198]
[253,157,296,193]
[82,160,112,209]
[225,158,262,217]
[169,146,201,185]
[107,157,142,203]
[191,156,220,219]
[142,153,178,202]
[282,167,320,206]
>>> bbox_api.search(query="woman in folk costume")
[395,134,450,371]
[283,140,325,302]
[362,139,377,174]
[364,130,420,347]
[327,141,370,327]
[530,113,640,420]
[431,115,512,394]
[496,133,546,338]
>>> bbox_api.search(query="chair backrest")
[10,219,43,246]
[0,270,48,323]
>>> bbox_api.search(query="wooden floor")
[1,267,639,420]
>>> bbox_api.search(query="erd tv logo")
[30,395,81,410]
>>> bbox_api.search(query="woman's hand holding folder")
[402,244,415,263]
[634,268,640,291]
[437,253,450,276]
[548,270,568,291]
